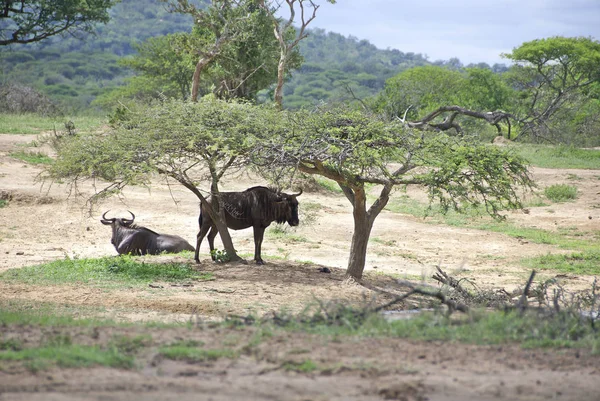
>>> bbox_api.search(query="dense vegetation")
[0,0,436,110]
[0,0,193,110]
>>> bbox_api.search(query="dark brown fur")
[195,186,301,264]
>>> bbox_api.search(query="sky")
[304,0,600,66]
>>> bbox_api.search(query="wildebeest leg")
[253,225,266,265]
[207,227,218,261]
[195,223,212,263]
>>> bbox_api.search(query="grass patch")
[10,150,53,165]
[283,359,320,373]
[313,176,343,193]
[511,144,600,169]
[0,341,134,372]
[0,299,112,327]
[159,341,236,362]
[0,256,213,289]
[385,195,597,252]
[0,113,106,135]
[522,251,600,275]
[544,184,578,202]
[273,305,600,352]
[268,225,308,243]
[0,199,7,208]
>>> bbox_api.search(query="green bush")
[544,184,578,202]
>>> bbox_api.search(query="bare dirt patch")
[1,133,599,400]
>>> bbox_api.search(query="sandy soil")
[0,132,599,401]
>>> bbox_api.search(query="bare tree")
[258,0,335,109]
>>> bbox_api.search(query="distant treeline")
[0,0,507,111]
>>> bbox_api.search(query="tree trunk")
[273,50,287,110]
[209,171,241,261]
[191,57,212,102]
[345,188,374,280]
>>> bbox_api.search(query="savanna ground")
[0,128,599,400]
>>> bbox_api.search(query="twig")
[432,266,472,299]
[517,270,536,313]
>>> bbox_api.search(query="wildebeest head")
[275,189,302,226]
[100,210,136,246]
[100,210,135,228]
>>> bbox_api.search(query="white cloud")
[308,0,600,65]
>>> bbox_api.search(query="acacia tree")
[1,0,116,46]
[502,36,600,142]
[46,97,269,261]
[255,107,534,280]
[374,65,516,137]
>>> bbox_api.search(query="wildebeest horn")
[100,210,115,223]
[123,210,135,224]
[290,189,303,197]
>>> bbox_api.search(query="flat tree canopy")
[1,0,116,46]
[254,106,534,279]
[45,97,277,260]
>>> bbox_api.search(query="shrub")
[0,83,62,116]
[544,184,578,202]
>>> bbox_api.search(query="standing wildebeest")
[195,186,302,264]
[101,211,195,255]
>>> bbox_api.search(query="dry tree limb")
[374,280,469,314]
[516,270,536,313]
[432,266,472,299]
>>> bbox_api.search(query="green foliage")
[511,144,600,169]
[283,359,320,373]
[210,249,232,263]
[158,342,237,362]
[96,33,195,104]
[373,65,515,140]
[10,150,53,165]
[503,36,600,145]
[374,65,468,120]
[0,0,117,46]
[385,195,598,253]
[0,200,8,208]
[0,0,193,110]
[523,252,600,275]
[282,29,430,109]
[544,184,578,202]
[0,343,134,372]
[46,97,277,202]
[0,256,213,288]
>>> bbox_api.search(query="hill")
[1,0,444,111]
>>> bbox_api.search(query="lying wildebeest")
[195,186,302,264]
[101,211,194,255]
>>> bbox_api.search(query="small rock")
[317,267,331,273]
[16,251,24,255]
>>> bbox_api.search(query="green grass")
[511,144,600,169]
[279,307,600,352]
[0,199,7,208]
[0,113,106,135]
[283,359,320,373]
[0,341,134,372]
[158,341,237,362]
[267,225,308,243]
[313,176,343,193]
[385,195,598,252]
[522,251,600,275]
[10,150,53,165]
[544,184,578,202]
[0,256,214,289]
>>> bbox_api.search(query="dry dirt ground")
[1,132,599,401]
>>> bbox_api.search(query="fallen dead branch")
[374,279,470,314]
